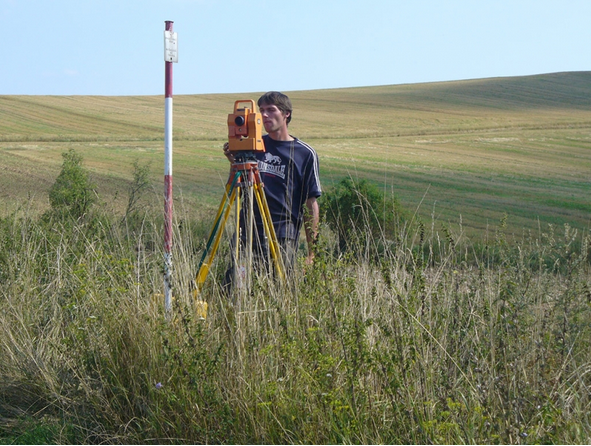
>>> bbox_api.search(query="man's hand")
[223,142,235,163]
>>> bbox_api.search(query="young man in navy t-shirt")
[223,91,321,273]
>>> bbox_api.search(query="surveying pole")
[163,20,178,314]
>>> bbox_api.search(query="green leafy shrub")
[48,149,96,219]
[320,177,410,254]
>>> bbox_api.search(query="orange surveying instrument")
[227,99,265,153]
[192,100,285,316]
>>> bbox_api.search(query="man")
[223,91,321,280]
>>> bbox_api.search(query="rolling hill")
[1,71,590,238]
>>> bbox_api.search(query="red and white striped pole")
[163,21,177,314]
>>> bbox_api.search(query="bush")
[320,177,410,254]
[48,149,96,219]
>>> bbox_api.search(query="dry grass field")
[1,71,590,238]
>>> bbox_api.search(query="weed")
[0,194,590,443]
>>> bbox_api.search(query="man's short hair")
[258,91,293,125]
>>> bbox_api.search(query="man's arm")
[304,197,320,265]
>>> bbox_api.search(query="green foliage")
[48,148,96,219]
[125,158,152,219]
[0,417,79,444]
[320,177,410,255]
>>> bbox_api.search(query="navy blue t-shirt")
[252,135,321,241]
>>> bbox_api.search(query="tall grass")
[0,194,590,443]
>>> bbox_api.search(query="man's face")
[259,103,289,134]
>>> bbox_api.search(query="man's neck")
[267,128,294,141]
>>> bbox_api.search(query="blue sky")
[2,0,590,95]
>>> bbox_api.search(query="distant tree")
[48,149,96,219]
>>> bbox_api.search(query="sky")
[2,0,590,96]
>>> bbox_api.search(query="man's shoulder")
[293,137,317,154]
[263,135,316,153]
[290,137,319,160]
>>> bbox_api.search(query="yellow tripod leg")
[253,182,285,282]
[194,182,238,297]
[232,184,244,290]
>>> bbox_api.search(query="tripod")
[193,151,285,304]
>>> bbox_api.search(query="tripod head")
[232,151,258,164]
[227,100,265,153]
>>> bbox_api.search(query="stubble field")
[2,71,590,238]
